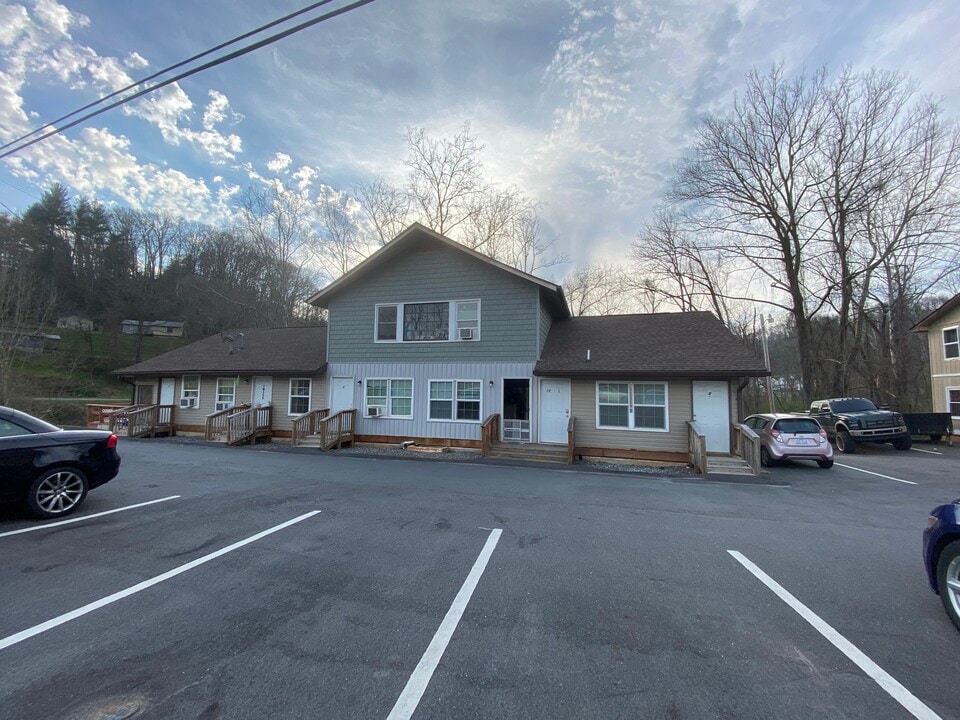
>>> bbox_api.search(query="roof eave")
[533,367,770,378]
[112,363,328,377]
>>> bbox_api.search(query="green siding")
[328,243,540,362]
[538,291,553,355]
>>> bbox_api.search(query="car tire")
[816,459,833,469]
[835,430,857,454]
[26,467,89,519]
[760,446,776,467]
[892,436,912,451]
[937,539,960,633]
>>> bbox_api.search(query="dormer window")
[375,300,480,343]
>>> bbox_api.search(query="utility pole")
[760,313,775,413]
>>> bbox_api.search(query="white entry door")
[331,377,355,414]
[252,376,273,406]
[159,377,175,405]
[539,378,570,444]
[692,380,730,453]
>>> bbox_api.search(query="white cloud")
[124,51,148,70]
[266,152,292,173]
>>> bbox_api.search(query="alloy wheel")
[947,555,960,620]
[35,470,85,514]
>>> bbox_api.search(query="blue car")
[923,499,960,632]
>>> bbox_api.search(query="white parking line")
[386,528,503,720]
[0,496,181,539]
[910,448,942,456]
[728,550,941,720]
[833,463,916,485]
[0,510,320,652]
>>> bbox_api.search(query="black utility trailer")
[902,413,954,445]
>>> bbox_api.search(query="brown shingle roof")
[534,312,769,378]
[911,291,960,332]
[112,326,327,376]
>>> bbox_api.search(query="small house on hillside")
[121,320,185,338]
[57,316,94,331]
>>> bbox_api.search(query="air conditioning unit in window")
[179,398,197,409]
[367,407,382,417]
[215,402,233,412]
[459,327,475,340]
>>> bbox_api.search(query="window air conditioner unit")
[215,402,232,412]
[459,327,475,340]
[179,398,197,409]
[367,406,382,417]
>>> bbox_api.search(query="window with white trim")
[365,378,413,418]
[429,380,482,422]
[180,375,200,405]
[215,377,236,411]
[944,327,959,360]
[596,381,668,431]
[376,304,398,341]
[289,378,311,415]
[456,300,479,340]
[948,388,960,419]
[404,302,449,341]
[373,300,480,342]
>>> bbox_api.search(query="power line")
[0,0,340,154]
[0,0,379,161]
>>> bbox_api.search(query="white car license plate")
[788,438,815,446]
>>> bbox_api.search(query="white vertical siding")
[327,361,537,440]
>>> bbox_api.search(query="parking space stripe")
[728,550,941,720]
[910,448,942,456]
[0,496,182,539]
[833,463,917,485]
[0,510,320,652]
[386,528,503,720]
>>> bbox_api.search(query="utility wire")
[0,0,378,161]
[0,0,339,154]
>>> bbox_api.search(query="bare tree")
[631,209,731,322]
[355,177,410,246]
[0,263,57,404]
[313,187,365,280]
[238,184,315,326]
[405,123,484,236]
[563,262,629,316]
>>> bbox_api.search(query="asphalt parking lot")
[1,438,959,720]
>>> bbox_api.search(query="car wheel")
[26,467,88,519]
[836,430,857,454]
[937,540,960,633]
[816,459,833,469]
[892,436,912,451]
[760,446,776,467]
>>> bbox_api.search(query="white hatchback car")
[742,413,834,469]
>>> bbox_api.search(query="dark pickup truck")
[808,397,912,454]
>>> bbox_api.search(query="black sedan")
[0,406,121,519]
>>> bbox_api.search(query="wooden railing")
[226,405,273,445]
[314,409,356,450]
[567,416,576,465]
[291,408,330,446]
[86,403,128,428]
[732,423,762,476]
[105,404,141,433]
[205,404,250,441]
[687,421,708,475]
[480,413,500,457]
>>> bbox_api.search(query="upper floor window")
[944,327,959,360]
[375,300,480,343]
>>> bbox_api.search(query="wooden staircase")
[705,454,757,476]
[291,409,356,450]
[486,443,569,464]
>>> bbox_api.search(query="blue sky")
[1,0,958,277]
